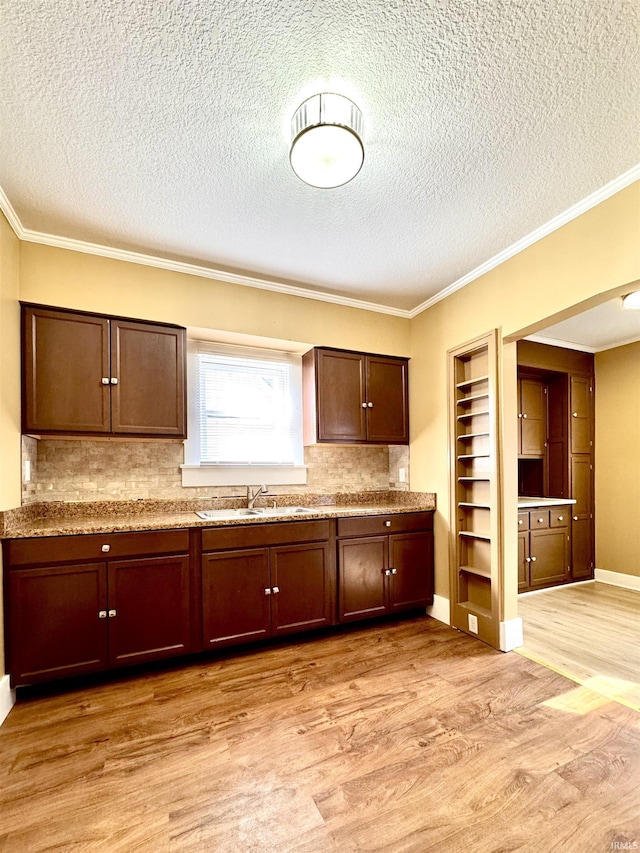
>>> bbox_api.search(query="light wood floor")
[1,616,639,852]
[517,581,640,711]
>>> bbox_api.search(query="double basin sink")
[195,506,317,521]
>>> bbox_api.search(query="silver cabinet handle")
[518,413,522,419]
[572,412,578,417]
[272,586,280,594]
[384,569,391,576]
[573,515,578,521]
[367,402,373,408]
[98,610,107,618]
[108,609,117,617]
[264,588,271,595]
[101,544,110,553]
[110,377,118,385]
[361,402,367,408]
[531,557,537,562]
[518,519,523,525]
[558,515,563,521]
[390,568,397,575]
[101,377,110,385]
[537,517,544,523]
[522,413,528,419]
[525,557,531,563]
[384,521,392,527]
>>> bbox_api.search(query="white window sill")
[180,464,308,488]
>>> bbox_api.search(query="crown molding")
[408,165,640,319]
[2,165,638,322]
[525,334,597,353]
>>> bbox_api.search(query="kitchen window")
[181,341,306,487]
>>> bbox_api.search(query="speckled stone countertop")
[1,491,436,539]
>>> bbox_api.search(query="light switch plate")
[468,614,479,634]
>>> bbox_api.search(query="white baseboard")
[426,594,450,625]
[500,616,524,652]
[0,675,16,727]
[595,568,640,592]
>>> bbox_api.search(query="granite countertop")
[0,491,437,540]
[517,496,577,509]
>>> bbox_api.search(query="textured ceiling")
[1,1,639,312]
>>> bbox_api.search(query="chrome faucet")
[247,484,268,509]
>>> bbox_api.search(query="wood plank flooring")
[1,615,639,852]
[517,581,640,711]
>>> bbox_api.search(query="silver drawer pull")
[384,521,392,527]
[537,517,544,523]
[101,544,110,553]
[518,519,523,525]
[558,515,563,521]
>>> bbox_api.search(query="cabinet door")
[571,517,593,580]
[270,542,333,636]
[517,531,529,591]
[570,375,592,454]
[316,349,367,441]
[570,454,593,578]
[108,554,190,666]
[366,356,409,444]
[8,562,108,685]
[519,378,546,456]
[110,320,186,437]
[388,531,433,611]
[338,536,388,622]
[22,306,111,434]
[201,548,271,647]
[529,529,570,588]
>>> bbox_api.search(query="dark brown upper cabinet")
[302,347,409,445]
[22,304,186,438]
[517,375,547,457]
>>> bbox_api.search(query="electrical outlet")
[398,467,406,483]
[468,614,478,634]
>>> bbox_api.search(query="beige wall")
[595,341,640,578]
[409,182,640,619]
[19,243,410,357]
[0,211,21,677]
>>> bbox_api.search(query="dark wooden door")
[529,529,570,588]
[518,531,529,590]
[107,554,191,666]
[22,306,111,434]
[366,356,409,444]
[388,532,433,611]
[8,562,108,685]
[316,349,367,441]
[519,377,546,456]
[338,536,388,622]
[570,455,593,579]
[270,542,333,636]
[110,320,186,437]
[570,375,592,454]
[201,548,271,647]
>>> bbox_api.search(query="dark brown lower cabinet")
[4,530,191,687]
[201,521,334,649]
[518,508,571,592]
[337,513,434,623]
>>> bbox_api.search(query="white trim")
[0,675,16,727]
[426,594,450,625]
[2,168,639,322]
[595,568,640,592]
[500,616,524,651]
[409,165,640,319]
[518,579,595,597]
[525,334,598,354]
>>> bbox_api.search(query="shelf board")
[459,530,491,541]
[457,453,490,460]
[458,476,490,482]
[456,411,490,421]
[458,600,492,619]
[456,392,490,406]
[457,431,490,441]
[456,375,489,390]
[458,502,491,509]
[459,564,492,580]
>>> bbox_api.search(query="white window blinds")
[197,350,297,465]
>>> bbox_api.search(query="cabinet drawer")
[337,512,433,538]
[549,508,569,528]
[202,520,331,552]
[5,529,189,567]
[517,511,530,531]
[530,511,549,530]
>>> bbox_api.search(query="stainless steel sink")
[195,506,316,520]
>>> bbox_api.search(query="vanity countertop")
[517,496,576,509]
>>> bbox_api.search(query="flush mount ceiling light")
[622,291,640,309]
[290,93,364,188]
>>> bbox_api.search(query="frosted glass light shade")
[622,291,640,309]
[290,93,364,188]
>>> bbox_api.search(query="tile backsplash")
[22,437,409,503]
